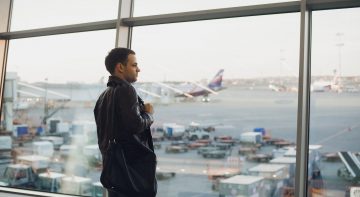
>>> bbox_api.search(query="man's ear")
[116,63,125,73]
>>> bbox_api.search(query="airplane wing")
[17,82,70,100]
[155,82,194,98]
[137,88,162,98]
[189,81,218,95]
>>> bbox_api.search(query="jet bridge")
[338,151,360,181]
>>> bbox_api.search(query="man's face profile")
[122,54,140,83]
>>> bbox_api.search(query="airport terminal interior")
[0,0,360,197]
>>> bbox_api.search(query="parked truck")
[32,141,54,157]
[219,175,265,197]
[37,171,65,192]
[163,123,185,139]
[39,136,64,150]
[59,175,92,196]
[17,155,50,170]
[59,144,78,159]
[186,122,211,140]
[240,132,262,144]
[0,164,42,188]
[186,129,210,141]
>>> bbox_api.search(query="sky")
[4,0,360,83]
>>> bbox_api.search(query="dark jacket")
[94,76,157,196]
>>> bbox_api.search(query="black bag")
[100,93,157,196]
[100,139,157,196]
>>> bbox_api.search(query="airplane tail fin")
[332,69,340,85]
[208,69,224,90]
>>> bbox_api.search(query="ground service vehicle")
[59,176,92,196]
[219,175,265,197]
[186,129,210,141]
[0,164,42,188]
[38,171,65,192]
[165,141,189,153]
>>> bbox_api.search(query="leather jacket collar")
[107,75,130,87]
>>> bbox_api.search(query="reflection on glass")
[11,0,118,31]
[0,30,114,196]
[310,8,360,197]
[132,14,299,196]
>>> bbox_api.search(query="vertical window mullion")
[0,0,12,112]
[115,0,134,48]
[295,0,312,196]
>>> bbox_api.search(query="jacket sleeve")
[117,85,153,135]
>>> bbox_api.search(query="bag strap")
[108,88,117,144]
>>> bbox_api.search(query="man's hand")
[144,103,154,114]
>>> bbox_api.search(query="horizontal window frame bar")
[0,0,359,39]
[308,0,360,11]
[122,1,301,26]
[0,186,75,197]
[0,20,117,39]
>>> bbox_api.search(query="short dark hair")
[105,48,135,74]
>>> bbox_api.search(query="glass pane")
[134,0,298,17]
[11,0,118,31]
[310,8,360,197]
[132,13,299,197]
[0,30,115,195]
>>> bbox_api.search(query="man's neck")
[113,73,126,81]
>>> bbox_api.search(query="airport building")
[0,0,360,197]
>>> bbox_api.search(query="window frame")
[1,0,360,196]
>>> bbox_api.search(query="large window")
[11,0,119,31]
[0,30,115,196]
[132,13,299,196]
[309,7,360,197]
[1,1,360,197]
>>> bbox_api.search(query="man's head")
[105,47,140,83]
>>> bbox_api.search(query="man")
[94,48,157,197]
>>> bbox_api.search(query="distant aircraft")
[268,84,288,92]
[175,69,226,102]
[311,70,341,92]
[268,83,298,92]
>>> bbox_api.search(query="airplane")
[269,83,288,92]
[134,69,226,103]
[174,69,226,102]
[311,69,341,92]
[268,83,298,92]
